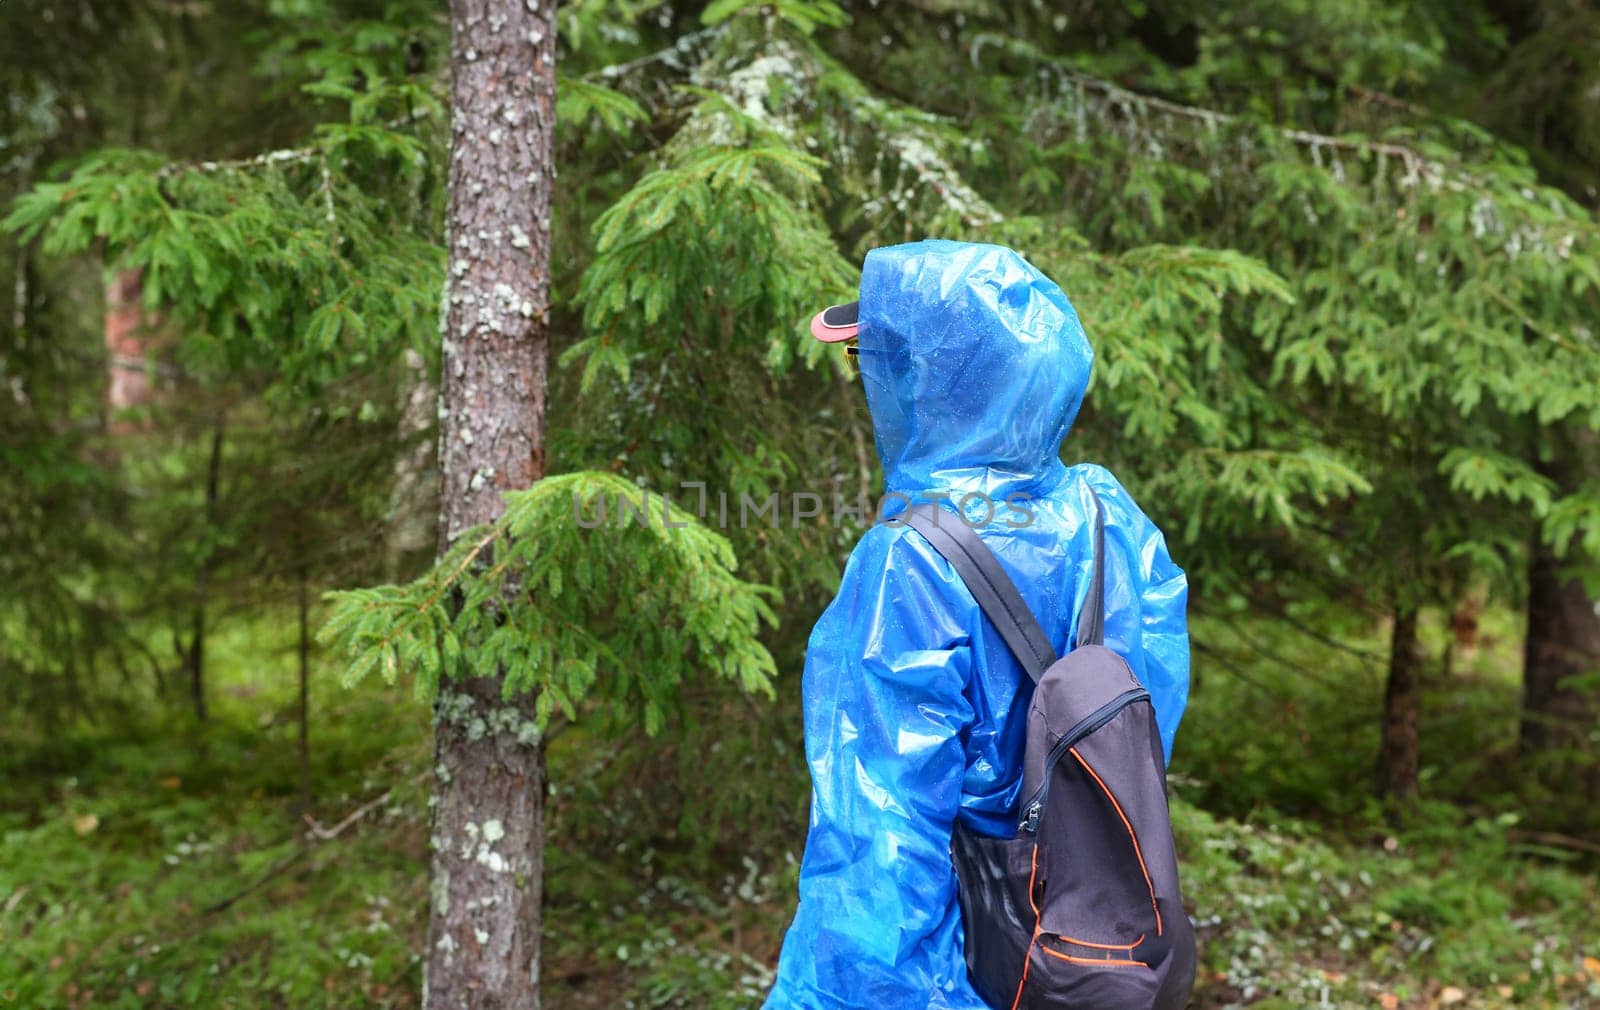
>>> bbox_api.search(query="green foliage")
[701,0,849,36]
[0,275,134,722]
[320,472,778,734]
[929,16,1600,611]
[551,24,873,678]
[6,2,1600,1006]
[557,77,650,135]
[1440,448,1557,512]
[3,123,443,397]
[1544,490,1600,585]
[575,89,855,376]
[0,0,448,727]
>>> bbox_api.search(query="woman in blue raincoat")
[764,240,1189,1010]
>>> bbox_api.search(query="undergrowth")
[2,608,1597,1009]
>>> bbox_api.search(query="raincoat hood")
[857,240,1092,498]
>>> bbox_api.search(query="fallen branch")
[202,782,408,916]
[2,884,30,917]
[303,787,395,841]
[1508,828,1600,857]
[202,849,306,916]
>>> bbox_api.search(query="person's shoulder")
[1065,464,1186,580]
[1066,461,1129,497]
[837,511,998,599]
[1066,462,1161,517]
[819,514,975,636]
[846,513,949,572]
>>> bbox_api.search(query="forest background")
[3,1,1600,1008]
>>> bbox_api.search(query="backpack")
[899,500,1196,1010]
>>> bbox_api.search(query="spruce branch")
[320,472,779,727]
[151,108,435,180]
[970,33,1535,199]
[590,26,724,83]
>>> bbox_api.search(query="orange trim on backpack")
[1048,933,1145,951]
[1009,844,1043,1010]
[1026,842,1041,917]
[1039,946,1151,970]
[1069,746,1164,937]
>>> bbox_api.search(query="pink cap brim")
[810,310,859,343]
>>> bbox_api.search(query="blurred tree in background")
[3,1,1599,1008]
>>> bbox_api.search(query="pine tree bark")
[425,1,555,1008]
[1376,605,1423,803]
[1520,545,1600,817]
[1520,429,1600,821]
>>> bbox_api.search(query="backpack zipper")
[1020,686,1150,833]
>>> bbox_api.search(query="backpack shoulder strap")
[899,494,1109,683]
[901,504,1055,682]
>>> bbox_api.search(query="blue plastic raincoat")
[763,240,1190,1010]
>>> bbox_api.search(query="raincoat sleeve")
[1079,464,1191,763]
[764,522,989,1010]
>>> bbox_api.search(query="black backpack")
[900,500,1196,1010]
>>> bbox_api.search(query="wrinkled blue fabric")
[764,240,1189,1010]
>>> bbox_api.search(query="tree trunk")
[387,347,437,580]
[425,1,555,1008]
[187,419,225,724]
[298,569,314,819]
[104,267,164,432]
[1520,426,1600,822]
[1376,605,1423,803]
[1520,546,1600,810]
[186,603,206,723]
